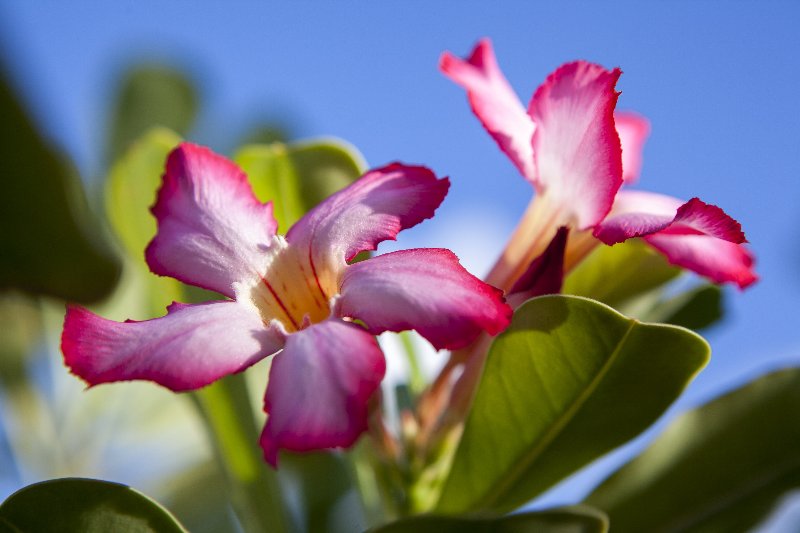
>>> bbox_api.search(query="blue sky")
[2,0,799,516]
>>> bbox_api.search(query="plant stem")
[399,332,425,396]
[191,373,292,533]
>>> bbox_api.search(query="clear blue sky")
[2,0,799,514]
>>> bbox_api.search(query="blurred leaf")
[281,452,364,533]
[368,506,608,533]
[105,127,184,313]
[106,127,180,259]
[585,368,800,533]
[235,143,305,230]
[238,122,291,146]
[192,373,292,533]
[0,478,187,532]
[0,70,121,302]
[436,295,709,514]
[161,461,238,533]
[235,138,366,230]
[108,65,198,163]
[0,294,41,389]
[641,284,724,331]
[563,240,680,308]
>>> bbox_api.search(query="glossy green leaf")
[235,138,366,230]
[563,240,680,308]
[107,65,198,163]
[585,368,800,532]
[0,478,187,532]
[368,506,608,533]
[436,295,709,514]
[0,70,120,302]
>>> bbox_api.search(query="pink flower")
[61,143,511,465]
[441,38,756,291]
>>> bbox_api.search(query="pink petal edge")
[286,163,449,279]
[338,248,512,350]
[615,111,651,184]
[645,234,757,289]
[146,143,278,298]
[529,60,624,229]
[260,319,385,466]
[440,38,538,182]
[62,300,282,392]
[595,193,747,246]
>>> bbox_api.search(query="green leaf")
[563,240,680,308]
[368,506,608,533]
[280,452,364,533]
[585,368,800,532]
[106,127,180,260]
[436,295,709,514]
[192,373,292,533]
[640,284,724,331]
[0,478,187,532]
[0,294,41,389]
[105,127,184,313]
[237,122,292,146]
[235,143,305,230]
[107,65,198,163]
[0,70,121,302]
[161,461,239,533]
[235,138,366,230]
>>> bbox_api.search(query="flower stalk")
[192,374,292,533]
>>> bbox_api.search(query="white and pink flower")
[62,143,511,465]
[441,39,756,291]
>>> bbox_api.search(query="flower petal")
[591,191,755,287]
[260,319,385,466]
[146,143,278,298]
[645,234,757,289]
[508,226,568,306]
[593,190,681,244]
[529,61,623,229]
[594,191,747,245]
[615,111,650,183]
[664,197,748,242]
[440,38,537,182]
[62,300,282,391]
[285,163,449,289]
[338,249,511,350]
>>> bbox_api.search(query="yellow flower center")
[240,236,338,332]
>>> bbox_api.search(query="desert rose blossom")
[413,40,756,451]
[62,143,511,465]
[441,38,756,292]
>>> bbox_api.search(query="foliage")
[436,296,709,514]
[0,478,186,533]
[586,368,800,532]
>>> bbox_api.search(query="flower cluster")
[61,39,756,470]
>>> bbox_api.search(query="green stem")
[399,332,425,396]
[191,373,292,533]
